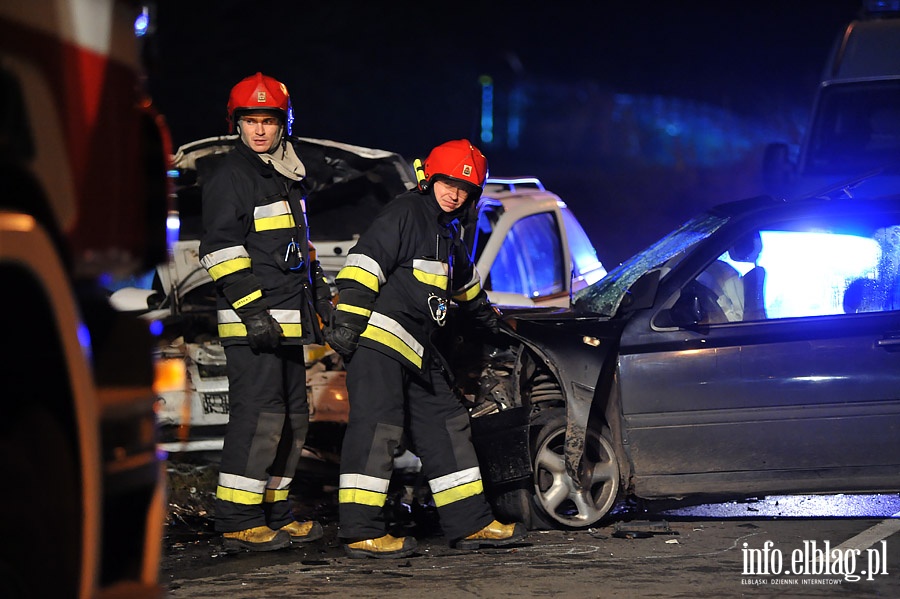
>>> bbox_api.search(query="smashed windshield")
[573,213,729,315]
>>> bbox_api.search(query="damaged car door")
[460,186,900,530]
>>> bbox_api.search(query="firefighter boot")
[453,520,527,550]
[278,520,324,544]
[221,525,291,553]
[343,534,417,559]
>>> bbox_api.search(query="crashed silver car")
[457,169,900,530]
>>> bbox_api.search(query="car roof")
[710,163,900,222]
[480,177,567,213]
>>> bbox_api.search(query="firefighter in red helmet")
[199,72,333,552]
[327,139,526,558]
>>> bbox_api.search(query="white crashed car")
[112,137,604,469]
[315,176,606,308]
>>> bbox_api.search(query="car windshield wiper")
[800,160,900,201]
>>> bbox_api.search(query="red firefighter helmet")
[419,139,488,195]
[226,72,293,134]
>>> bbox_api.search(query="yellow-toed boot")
[343,534,417,559]
[221,525,291,552]
[453,520,527,550]
[278,520,324,544]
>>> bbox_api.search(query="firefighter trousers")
[338,347,494,542]
[215,344,309,533]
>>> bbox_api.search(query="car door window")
[753,230,883,318]
[691,222,897,323]
[488,212,565,298]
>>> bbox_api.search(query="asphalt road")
[163,516,900,598]
[161,465,900,599]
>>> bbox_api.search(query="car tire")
[530,410,621,529]
[486,484,542,531]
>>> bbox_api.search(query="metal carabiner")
[284,239,305,271]
[428,294,448,326]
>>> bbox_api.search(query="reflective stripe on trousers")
[214,345,310,533]
[338,348,493,542]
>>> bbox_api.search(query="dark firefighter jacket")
[199,139,333,346]
[333,188,490,373]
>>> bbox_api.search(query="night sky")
[149,1,864,150]
[147,0,869,263]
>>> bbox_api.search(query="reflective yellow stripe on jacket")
[200,245,251,281]
[452,270,483,302]
[217,308,304,339]
[335,303,371,318]
[254,200,296,232]
[412,258,448,290]
[336,254,386,293]
[361,312,424,369]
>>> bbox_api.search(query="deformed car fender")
[501,315,625,489]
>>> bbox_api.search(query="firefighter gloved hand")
[243,311,283,352]
[312,261,335,324]
[466,295,502,334]
[471,307,501,334]
[325,325,359,362]
[316,299,334,326]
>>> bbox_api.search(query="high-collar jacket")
[199,140,332,346]
[333,188,488,372]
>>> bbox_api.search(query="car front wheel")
[532,411,621,528]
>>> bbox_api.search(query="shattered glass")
[573,213,729,316]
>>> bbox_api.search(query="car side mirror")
[657,285,704,328]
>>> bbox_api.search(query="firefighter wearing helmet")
[326,139,526,558]
[199,72,334,552]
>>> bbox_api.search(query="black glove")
[312,261,335,325]
[316,299,334,326]
[466,296,501,334]
[243,311,283,352]
[325,325,359,362]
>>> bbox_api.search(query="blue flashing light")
[149,319,164,336]
[134,7,149,37]
[479,75,494,145]
[756,231,880,319]
[508,87,525,149]
[166,211,181,249]
[865,0,900,14]
[76,322,93,362]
